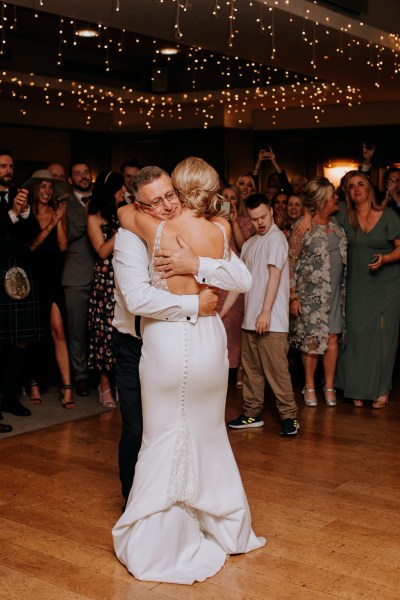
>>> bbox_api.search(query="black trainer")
[227,414,264,429]
[280,418,300,436]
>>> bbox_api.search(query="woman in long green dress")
[335,171,400,408]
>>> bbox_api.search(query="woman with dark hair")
[287,194,305,228]
[272,191,290,236]
[335,171,400,408]
[87,170,125,408]
[26,169,74,408]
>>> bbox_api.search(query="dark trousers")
[64,284,91,382]
[1,344,27,407]
[111,328,143,502]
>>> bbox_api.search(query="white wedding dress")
[112,221,265,584]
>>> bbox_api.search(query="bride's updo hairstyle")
[171,156,220,216]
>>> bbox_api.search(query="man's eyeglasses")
[137,190,177,209]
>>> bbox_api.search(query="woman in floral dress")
[288,177,347,407]
[87,171,125,408]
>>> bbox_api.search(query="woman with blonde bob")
[289,177,347,407]
[113,157,265,585]
[335,170,400,408]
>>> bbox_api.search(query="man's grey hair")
[132,166,169,198]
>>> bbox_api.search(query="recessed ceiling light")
[76,28,98,38]
[160,47,179,55]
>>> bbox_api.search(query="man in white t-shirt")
[221,193,298,436]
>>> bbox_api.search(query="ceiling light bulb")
[76,28,98,38]
[160,47,179,55]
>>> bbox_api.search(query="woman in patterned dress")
[87,171,125,408]
[289,177,347,407]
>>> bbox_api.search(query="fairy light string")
[0,0,396,129]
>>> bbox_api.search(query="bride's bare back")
[119,205,230,295]
[156,211,230,295]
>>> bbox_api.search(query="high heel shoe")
[29,380,42,405]
[302,387,317,407]
[98,386,117,408]
[323,387,337,407]
[60,384,75,409]
[352,399,364,407]
[372,394,388,409]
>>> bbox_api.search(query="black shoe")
[0,422,13,433]
[0,411,13,432]
[2,399,31,417]
[75,380,90,396]
[280,418,300,436]
[227,413,264,429]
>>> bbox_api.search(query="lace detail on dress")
[149,221,168,290]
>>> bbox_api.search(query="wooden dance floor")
[1,367,400,599]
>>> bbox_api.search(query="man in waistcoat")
[62,160,96,397]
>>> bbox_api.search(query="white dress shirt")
[112,228,252,337]
[3,189,31,224]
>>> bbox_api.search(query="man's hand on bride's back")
[198,287,219,316]
[154,234,199,278]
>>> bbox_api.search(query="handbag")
[4,262,31,300]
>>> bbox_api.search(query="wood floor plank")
[0,566,90,600]
[0,541,159,600]
[1,364,400,599]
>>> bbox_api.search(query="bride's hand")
[155,234,199,277]
[198,287,219,316]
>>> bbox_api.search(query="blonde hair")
[343,170,382,232]
[235,173,256,194]
[290,174,308,194]
[171,156,219,216]
[220,184,246,217]
[304,176,334,215]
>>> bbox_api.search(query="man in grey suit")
[62,161,95,396]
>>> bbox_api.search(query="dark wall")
[70,131,113,179]
[0,124,70,184]
[253,125,400,190]
[3,122,399,188]
[110,128,227,180]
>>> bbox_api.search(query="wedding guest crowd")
[1,144,399,436]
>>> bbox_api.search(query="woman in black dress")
[26,169,74,408]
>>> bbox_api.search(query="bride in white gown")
[112,157,265,584]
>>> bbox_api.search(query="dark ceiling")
[0,0,398,130]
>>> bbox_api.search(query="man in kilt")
[0,150,43,433]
